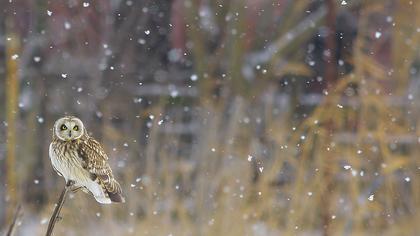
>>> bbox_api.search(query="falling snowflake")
[64,22,71,30]
[170,90,179,98]
[133,98,142,103]
[408,94,413,100]
[190,74,198,81]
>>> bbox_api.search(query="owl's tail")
[107,191,125,203]
[97,175,125,203]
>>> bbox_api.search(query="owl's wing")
[78,137,124,203]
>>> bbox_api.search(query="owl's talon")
[56,216,63,221]
[66,180,75,188]
[71,186,83,193]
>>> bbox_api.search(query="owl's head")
[54,116,85,141]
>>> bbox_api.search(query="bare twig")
[45,181,73,236]
[5,204,23,236]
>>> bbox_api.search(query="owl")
[49,116,125,204]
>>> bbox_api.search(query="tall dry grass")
[1,1,419,236]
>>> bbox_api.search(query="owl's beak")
[68,131,72,137]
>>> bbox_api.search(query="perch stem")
[45,181,73,236]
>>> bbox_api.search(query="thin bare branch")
[5,204,23,236]
[45,182,73,236]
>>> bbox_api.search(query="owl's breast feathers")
[50,136,125,204]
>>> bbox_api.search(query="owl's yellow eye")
[60,124,67,131]
[73,125,79,131]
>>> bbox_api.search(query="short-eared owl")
[49,116,124,204]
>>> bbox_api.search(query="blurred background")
[0,0,419,235]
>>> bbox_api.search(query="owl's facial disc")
[54,117,84,141]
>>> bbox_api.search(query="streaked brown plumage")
[49,116,124,204]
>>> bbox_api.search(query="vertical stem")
[5,20,20,222]
[228,0,248,97]
[322,1,337,236]
[183,0,212,105]
[324,0,337,90]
